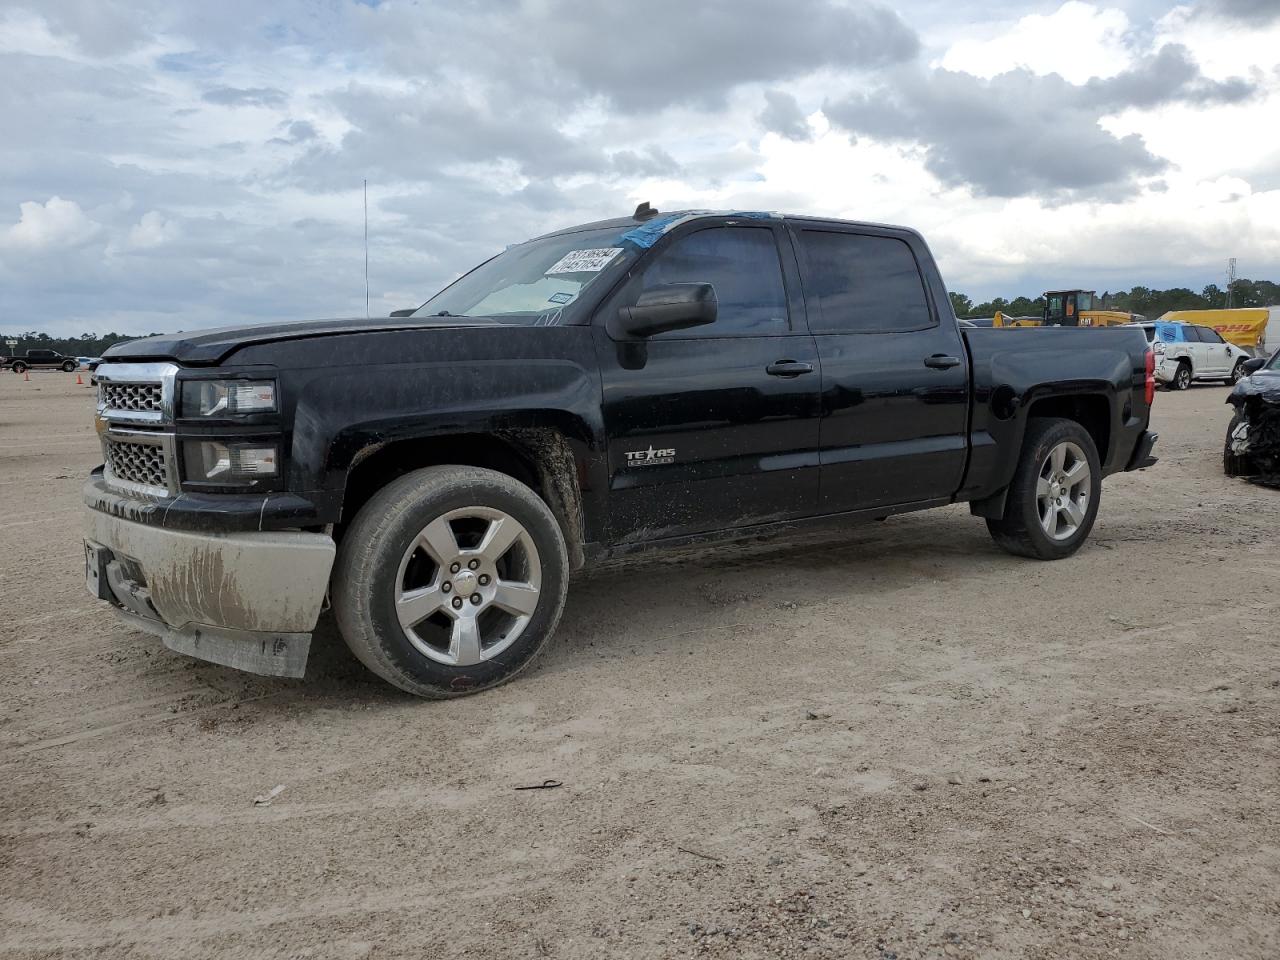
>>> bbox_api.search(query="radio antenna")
[363,179,370,319]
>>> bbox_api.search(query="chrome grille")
[100,381,163,413]
[105,436,169,491]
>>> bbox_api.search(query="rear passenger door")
[593,221,821,542]
[791,225,969,512]
[1196,326,1232,375]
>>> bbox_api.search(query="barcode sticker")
[545,248,622,275]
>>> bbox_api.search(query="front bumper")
[84,507,335,678]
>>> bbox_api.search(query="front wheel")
[1228,359,1246,385]
[986,418,1102,560]
[1171,362,1192,390]
[332,465,569,698]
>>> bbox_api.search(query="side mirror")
[1242,357,1267,375]
[389,308,416,317]
[608,283,717,339]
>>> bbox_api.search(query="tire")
[12,362,27,374]
[62,360,76,372]
[1228,359,1246,385]
[332,465,569,698]
[1223,413,1256,477]
[986,418,1102,561]
[1171,362,1192,390]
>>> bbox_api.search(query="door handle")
[924,354,962,369]
[766,359,814,377]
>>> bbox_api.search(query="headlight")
[181,379,276,417]
[183,440,279,483]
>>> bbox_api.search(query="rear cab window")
[794,230,934,334]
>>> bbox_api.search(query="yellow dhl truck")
[1159,308,1274,357]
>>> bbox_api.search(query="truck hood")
[101,316,515,365]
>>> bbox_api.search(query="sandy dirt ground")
[1,371,1277,960]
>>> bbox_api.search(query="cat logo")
[624,445,675,466]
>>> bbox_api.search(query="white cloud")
[1,196,102,251]
[938,2,1132,83]
[124,210,179,249]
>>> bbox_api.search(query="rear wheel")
[986,418,1102,560]
[332,465,569,698]
[12,362,27,374]
[1171,362,1192,390]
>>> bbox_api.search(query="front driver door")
[593,222,821,544]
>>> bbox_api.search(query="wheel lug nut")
[442,582,452,593]
[450,562,461,574]
[468,559,480,570]
[451,596,463,609]
[470,593,482,605]
[478,574,490,586]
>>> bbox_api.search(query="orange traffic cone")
[23,370,30,382]
[76,372,84,385]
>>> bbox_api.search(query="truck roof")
[534,209,921,245]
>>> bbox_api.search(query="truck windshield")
[413,227,635,323]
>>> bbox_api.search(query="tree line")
[0,330,160,358]
[948,279,1280,321]
[6,278,1280,350]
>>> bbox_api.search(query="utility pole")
[363,181,368,325]
[1225,257,1237,309]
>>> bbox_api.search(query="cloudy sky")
[2,0,1278,336]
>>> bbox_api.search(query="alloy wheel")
[1036,441,1091,541]
[393,506,541,666]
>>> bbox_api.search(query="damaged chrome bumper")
[84,508,335,678]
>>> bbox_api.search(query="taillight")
[1144,348,1155,405]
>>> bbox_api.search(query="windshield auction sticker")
[545,248,623,275]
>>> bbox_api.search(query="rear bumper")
[84,507,335,678]
[1125,430,1159,471]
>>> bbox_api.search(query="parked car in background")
[1127,321,1252,389]
[0,349,81,373]
[1224,351,1280,486]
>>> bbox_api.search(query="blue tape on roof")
[618,210,778,248]
[618,214,685,249]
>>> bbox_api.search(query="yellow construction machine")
[993,289,1140,328]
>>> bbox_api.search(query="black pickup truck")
[84,208,1158,697]
[3,349,80,373]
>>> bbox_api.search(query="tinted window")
[640,227,788,336]
[1180,325,1201,342]
[798,231,932,334]
[1200,327,1224,344]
